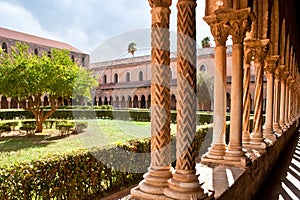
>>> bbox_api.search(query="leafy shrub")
[0,127,209,199]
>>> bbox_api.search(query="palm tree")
[128,42,137,57]
[201,37,211,48]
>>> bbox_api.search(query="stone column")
[224,14,252,166]
[284,76,291,128]
[248,39,270,150]
[273,64,283,136]
[279,69,288,132]
[242,44,253,144]
[262,56,278,143]
[131,1,172,199]
[201,21,229,161]
[165,0,208,199]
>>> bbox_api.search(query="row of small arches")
[1,42,85,67]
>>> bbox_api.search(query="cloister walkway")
[255,128,300,200]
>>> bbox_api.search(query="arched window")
[126,72,131,82]
[114,73,119,83]
[199,64,207,72]
[103,75,107,84]
[139,71,144,81]
[34,48,38,56]
[48,51,52,58]
[82,57,85,67]
[1,42,7,53]
[71,55,75,62]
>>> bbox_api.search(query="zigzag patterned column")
[165,1,208,199]
[224,13,253,166]
[246,39,270,151]
[130,1,172,199]
[262,56,279,143]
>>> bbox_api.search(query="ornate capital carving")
[244,39,270,65]
[148,0,171,8]
[204,8,255,46]
[227,18,252,44]
[264,55,279,75]
[210,22,229,46]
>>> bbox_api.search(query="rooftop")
[0,27,82,53]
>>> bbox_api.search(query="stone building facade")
[91,46,264,111]
[0,27,89,109]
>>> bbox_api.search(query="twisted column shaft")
[242,57,251,144]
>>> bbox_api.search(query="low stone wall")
[198,122,298,200]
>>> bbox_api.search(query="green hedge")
[0,127,209,199]
[0,109,222,125]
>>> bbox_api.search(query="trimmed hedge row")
[0,127,209,200]
[0,109,226,125]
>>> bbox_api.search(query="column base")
[244,140,267,153]
[263,129,277,144]
[130,166,172,199]
[204,144,226,160]
[242,131,251,144]
[130,184,171,200]
[164,170,210,200]
[280,123,288,132]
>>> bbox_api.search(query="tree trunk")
[35,120,43,133]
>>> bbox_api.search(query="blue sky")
[0,0,212,58]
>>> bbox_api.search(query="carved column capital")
[244,39,270,65]
[210,22,229,46]
[264,56,279,75]
[204,8,255,46]
[280,71,289,82]
[148,0,171,8]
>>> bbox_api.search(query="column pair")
[131,0,209,199]
[202,8,254,167]
[243,39,270,151]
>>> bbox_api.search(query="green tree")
[0,43,97,133]
[128,42,137,57]
[201,37,211,48]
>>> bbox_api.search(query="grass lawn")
[0,119,177,167]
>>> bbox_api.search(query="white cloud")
[0,0,212,55]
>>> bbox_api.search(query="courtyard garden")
[0,109,214,199]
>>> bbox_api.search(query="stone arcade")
[129,0,300,199]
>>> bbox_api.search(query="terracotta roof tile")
[0,27,82,53]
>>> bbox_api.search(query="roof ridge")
[0,27,82,53]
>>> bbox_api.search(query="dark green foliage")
[0,127,209,199]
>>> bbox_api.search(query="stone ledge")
[197,122,298,200]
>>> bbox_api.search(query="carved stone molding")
[227,18,252,44]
